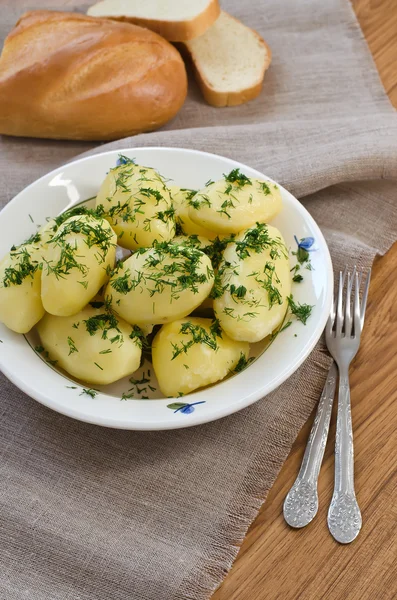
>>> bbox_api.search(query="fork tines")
[328,267,371,338]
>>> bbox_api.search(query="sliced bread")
[87,0,220,42]
[183,11,272,107]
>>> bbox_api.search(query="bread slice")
[182,12,272,107]
[87,0,220,42]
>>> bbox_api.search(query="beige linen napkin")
[0,1,396,599]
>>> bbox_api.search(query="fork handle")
[283,362,337,528]
[328,370,362,543]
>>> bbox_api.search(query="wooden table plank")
[213,1,397,598]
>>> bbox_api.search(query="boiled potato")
[41,214,117,317]
[0,243,44,333]
[37,304,142,385]
[106,243,214,326]
[188,169,282,234]
[213,223,291,342]
[96,161,175,250]
[152,317,250,396]
[170,186,218,239]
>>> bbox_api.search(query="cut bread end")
[183,11,272,107]
[87,0,220,41]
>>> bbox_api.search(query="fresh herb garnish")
[259,182,271,195]
[287,295,313,325]
[84,312,122,342]
[2,248,38,287]
[223,168,252,187]
[129,325,149,350]
[171,319,222,360]
[235,223,287,261]
[67,336,78,355]
[80,388,98,398]
[292,274,303,283]
[233,352,255,373]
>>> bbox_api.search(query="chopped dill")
[287,295,313,325]
[217,198,235,219]
[233,353,255,373]
[80,388,98,398]
[155,206,175,223]
[293,274,304,283]
[223,168,252,187]
[171,319,222,360]
[189,194,211,210]
[259,182,271,195]
[25,232,41,245]
[140,187,164,202]
[129,325,149,350]
[111,270,133,295]
[2,248,37,287]
[229,284,247,299]
[43,243,88,280]
[67,336,78,355]
[235,223,287,261]
[84,312,123,344]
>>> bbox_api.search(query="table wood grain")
[213,1,397,598]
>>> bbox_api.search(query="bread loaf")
[87,0,220,42]
[0,11,187,141]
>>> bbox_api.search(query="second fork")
[326,268,370,544]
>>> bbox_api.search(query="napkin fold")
[0,1,396,599]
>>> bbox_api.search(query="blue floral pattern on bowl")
[167,401,206,414]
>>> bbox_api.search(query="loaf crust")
[88,0,221,42]
[0,11,187,141]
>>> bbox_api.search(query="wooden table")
[213,1,397,598]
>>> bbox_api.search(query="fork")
[326,268,371,543]
[283,268,370,537]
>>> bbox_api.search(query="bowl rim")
[0,147,333,430]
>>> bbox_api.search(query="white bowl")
[0,147,333,430]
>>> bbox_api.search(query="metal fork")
[326,268,370,543]
[283,268,370,538]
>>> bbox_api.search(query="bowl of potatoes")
[0,147,333,430]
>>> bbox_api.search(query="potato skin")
[214,224,291,342]
[41,214,117,317]
[152,317,249,397]
[96,162,175,250]
[189,174,282,234]
[37,305,142,385]
[0,244,44,333]
[106,243,214,326]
